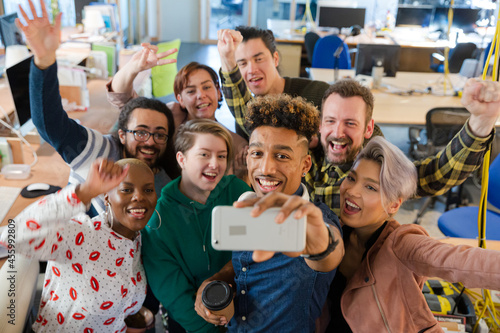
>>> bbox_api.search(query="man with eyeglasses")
[25,6,175,217]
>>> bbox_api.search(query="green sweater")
[141,175,250,333]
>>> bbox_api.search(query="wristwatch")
[301,223,339,261]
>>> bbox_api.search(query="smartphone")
[211,206,306,252]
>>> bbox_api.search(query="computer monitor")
[431,7,481,34]
[0,13,25,47]
[317,6,366,30]
[6,56,35,137]
[396,6,433,27]
[355,44,401,78]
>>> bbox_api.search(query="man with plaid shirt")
[218,27,499,215]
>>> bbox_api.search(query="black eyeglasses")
[125,129,169,144]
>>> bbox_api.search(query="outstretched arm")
[19,0,90,163]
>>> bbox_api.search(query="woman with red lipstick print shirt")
[326,137,500,333]
[107,53,249,181]
[0,158,158,332]
[141,119,250,333]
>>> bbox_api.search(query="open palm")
[16,0,61,66]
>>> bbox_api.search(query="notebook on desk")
[0,186,21,223]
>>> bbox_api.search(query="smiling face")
[340,159,401,233]
[118,108,169,169]
[177,133,229,203]
[106,164,157,239]
[320,93,374,166]
[235,38,282,96]
[247,126,311,196]
[177,69,221,120]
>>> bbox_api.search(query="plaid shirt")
[305,121,493,216]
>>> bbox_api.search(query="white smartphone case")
[212,206,306,252]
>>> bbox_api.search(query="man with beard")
[24,5,175,217]
[306,79,500,215]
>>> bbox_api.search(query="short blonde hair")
[175,119,234,169]
[354,137,417,209]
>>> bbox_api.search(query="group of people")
[1,0,500,332]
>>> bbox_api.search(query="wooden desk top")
[309,68,500,127]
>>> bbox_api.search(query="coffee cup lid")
[202,280,233,311]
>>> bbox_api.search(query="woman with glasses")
[107,48,249,181]
[327,136,500,332]
[141,119,250,333]
[21,0,176,217]
[0,158,158,332]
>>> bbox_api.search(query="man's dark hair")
[113,97,178,178]
[245,94,319,143]
[236,26,277,55]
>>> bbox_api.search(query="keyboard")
[0,186,22,223]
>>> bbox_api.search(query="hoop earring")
[105,202,114,229]
[147,209,162,231]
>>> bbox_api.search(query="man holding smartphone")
[195,94,344,332]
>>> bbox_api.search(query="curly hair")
[245,94,319,142]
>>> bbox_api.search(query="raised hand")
[76,159,129,205]
[110,43,177,95]
[462,78,500,137]
[217,29,243,71]
[126,43,178,75]
[16,0,61,69]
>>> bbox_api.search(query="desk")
[309,68,500,127]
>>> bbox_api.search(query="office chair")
[304,31,320,66]
[438,154,500,240]
[430,42,477,73]
[311,35,351,69]
[408,107,471,224]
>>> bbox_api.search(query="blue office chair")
[311,35,351,69]
[438,154,500,240]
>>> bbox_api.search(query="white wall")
[159,0,199,42]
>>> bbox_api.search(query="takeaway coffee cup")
[202,280,234,321]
